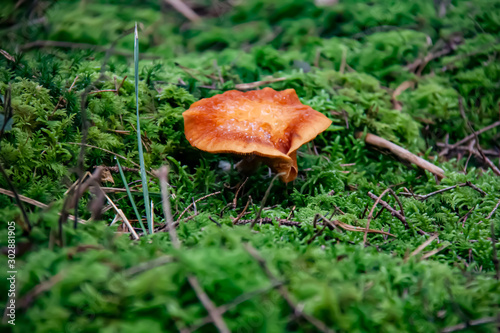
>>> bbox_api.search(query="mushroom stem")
[268,151,298,183]
[235,155,263,176]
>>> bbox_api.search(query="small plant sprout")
[134,22,152,233]
[116,157,147,234]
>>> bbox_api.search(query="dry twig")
[490,222,500,281]
[233,177,248,208]
[15,272,64,310]
[0,188,86,224]
[358,132,445,179]
[156,166,179,246]
[405,233,439,262]
[400,182,487,201]
[187,276,230,333]
[244,243,334,333]
[487,198,500,219]
[232,196,251,225]
[184,281,282,333]
[363,189,391,246]
[176,191,222,222]
[421,243,450,260]
[104,194,139,240]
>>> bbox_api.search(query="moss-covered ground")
[1,0,500,332]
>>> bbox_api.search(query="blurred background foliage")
[0,0,499,332]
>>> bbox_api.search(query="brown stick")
[358,132,445,179]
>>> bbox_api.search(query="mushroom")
[183,87,332,182]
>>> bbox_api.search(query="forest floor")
[1,1,500,332]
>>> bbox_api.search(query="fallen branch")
[358,132,445,179]
[457,97,500,176]
[233,177,248,208]
[0,49,15,62]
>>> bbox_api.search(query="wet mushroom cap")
[183,87,332,182]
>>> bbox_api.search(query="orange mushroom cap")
[183,87,332,182]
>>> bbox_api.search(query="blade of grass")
[116,158,147,234]
[134,23,152,233]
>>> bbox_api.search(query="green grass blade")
[134,23,152,234]
[116,158,147,235]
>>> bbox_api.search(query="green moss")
[1,0,500,332]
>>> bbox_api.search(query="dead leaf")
[100,168,115,184]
